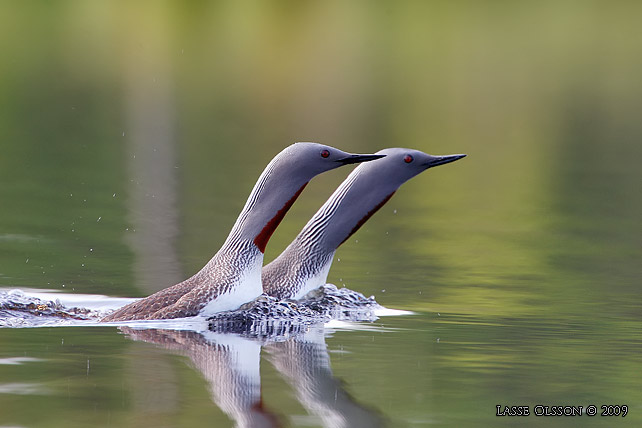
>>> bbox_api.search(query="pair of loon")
[102,143,465,322]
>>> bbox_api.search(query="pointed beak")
[336,153,386,165]
[423,154,466,168]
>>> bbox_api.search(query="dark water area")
[1,2,642,427]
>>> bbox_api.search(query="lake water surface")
[1,2,641,427]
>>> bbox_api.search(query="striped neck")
[263,165,397,298]
[253,183,307,253]
[295,167,395,254]
[221,151,310,254]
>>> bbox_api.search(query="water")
[2,2,642,427]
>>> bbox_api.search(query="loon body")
[262,148,465,299]
[102,143,383,321]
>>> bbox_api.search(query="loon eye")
[321,149,330,158]
[404,154,414,163]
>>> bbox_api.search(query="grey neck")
[262,165,398,299]
[222,153,309,254]
[293,167,397,256]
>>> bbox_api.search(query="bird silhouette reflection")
[121,323,385,428]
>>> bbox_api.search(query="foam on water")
[0,285,412,335]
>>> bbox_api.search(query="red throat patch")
[253,182,308,253]
[340,191,396,245]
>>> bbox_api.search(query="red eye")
[321,149,330,158]
[404,154,414,163]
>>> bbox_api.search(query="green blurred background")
[1,1,641,427]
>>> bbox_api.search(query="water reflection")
[121,325,385,428]
[265,328,385,428]
[123,328,277,427]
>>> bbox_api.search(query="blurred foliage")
[1,1,641,427]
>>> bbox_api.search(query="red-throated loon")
[101,143,383,321]
[262,148,465,299]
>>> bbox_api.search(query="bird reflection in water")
[121,323,385,428]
